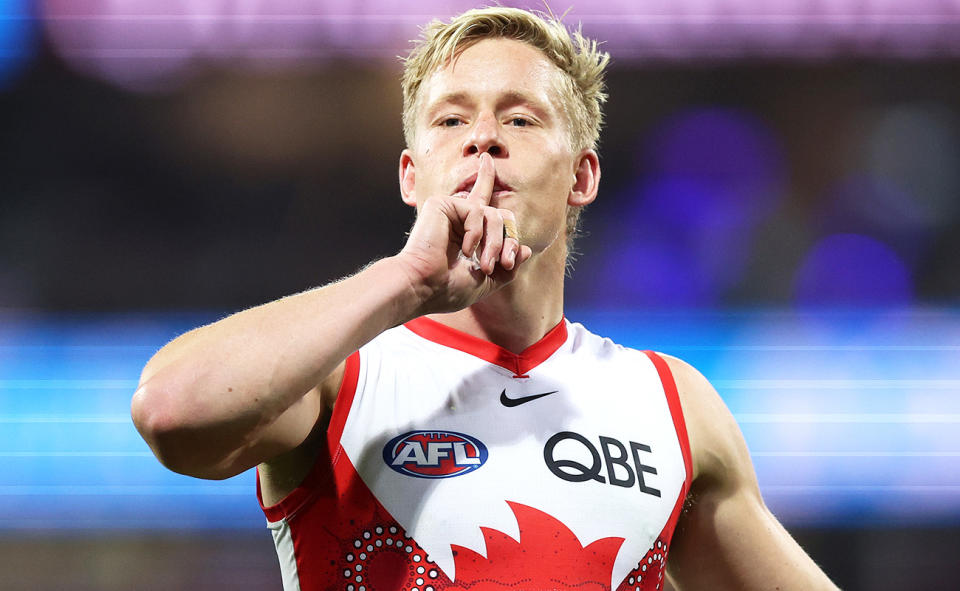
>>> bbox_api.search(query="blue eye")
[442,118,462,127]
[510,118,529,127]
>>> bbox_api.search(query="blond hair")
[401,6,610,252]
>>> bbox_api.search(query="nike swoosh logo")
[499,389,559,407]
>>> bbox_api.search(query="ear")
[399,149,417,208]
[568,149,600,207]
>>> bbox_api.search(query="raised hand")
[396,152,534,315]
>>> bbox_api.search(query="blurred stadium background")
[2,1,960,589]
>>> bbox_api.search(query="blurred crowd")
[1,1,958,311]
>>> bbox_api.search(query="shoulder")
[658,354,754,491]
[656,354,840,589]
[563,320,632,359]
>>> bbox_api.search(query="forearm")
[131,256,423,474]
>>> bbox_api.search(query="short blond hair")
[401,6,610,252]
[402,7,609,151]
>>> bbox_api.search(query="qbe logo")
[383,430,488,479]
[543,431,661,497]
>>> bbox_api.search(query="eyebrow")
[425,90,553,121]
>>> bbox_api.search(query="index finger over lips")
[467,152,496,206]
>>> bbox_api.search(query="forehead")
[418,38,563,116]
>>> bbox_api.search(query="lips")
[452,173,514,198]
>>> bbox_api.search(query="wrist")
[371,255,437,324]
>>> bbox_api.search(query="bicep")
[667,478,834,590]
[245,358,346,457]
[206,359,346,479]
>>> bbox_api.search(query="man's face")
[399,38,598,254]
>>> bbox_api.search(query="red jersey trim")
[257,351,361,523]
[403,316,568,377]
[327,351,361,455]
[643,350,692,493]
[642,350,693,545]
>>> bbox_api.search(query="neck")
[427,237,567,353]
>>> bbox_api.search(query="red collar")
[403,316,568,378]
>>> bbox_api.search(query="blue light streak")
[2,309,959,530]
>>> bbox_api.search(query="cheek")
[525,173,571,223]
[537,158,573,200]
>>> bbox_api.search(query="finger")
[502,218,519,242]
[488,244,533,285]
[461,204,485,259]
[516,244,533,266]
[467,152,496,206]
[478,207,504,275]
[499,211,520,270]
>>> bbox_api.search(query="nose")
[462,112,507,158]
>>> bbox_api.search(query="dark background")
[3,56,959,310]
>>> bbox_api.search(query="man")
[132,7,838,591]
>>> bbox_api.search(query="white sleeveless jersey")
[258,317,691,591]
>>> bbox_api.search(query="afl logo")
[383,430,488,479]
